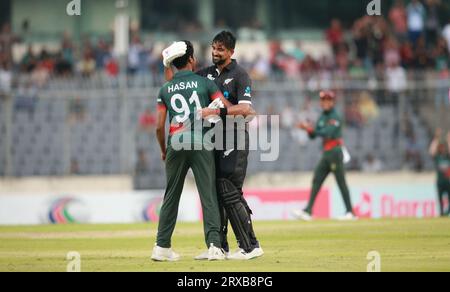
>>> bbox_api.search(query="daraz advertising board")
[0,184,441,225]
[332,185,441,219]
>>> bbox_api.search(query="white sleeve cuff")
[238,100,252,105]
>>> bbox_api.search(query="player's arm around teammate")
[164,44,256,119]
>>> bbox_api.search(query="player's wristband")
[220,108,228,119]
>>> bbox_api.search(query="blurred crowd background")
[0,0,449,190]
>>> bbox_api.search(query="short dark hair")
[172,41,194,69]
[212,31,236,50]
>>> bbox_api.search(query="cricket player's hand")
[162,41,187,68]
[243,106,257,122]
[161,152,166,162]
[197,108,219,119]
[197,99,224,123]
[298,122,311,130]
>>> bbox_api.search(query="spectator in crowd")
[94,38,110,70]
[269,41,288,77]
[139,108,157,133]
[334,43,351,78]
[281,104,295,130]
[300,54,319,82]
[352,17,370,70]
[281,54,301,79]
[128,35,144,75]
[414,36,434,69]
[135,149,149,175]
[68,96,86,124]
[30,62,50,88]
[400,41,415,67]
[14,82,38,116]
[0,23,19,67]
[345,98,364,129]
[389,0,408,41]
[404,132,424,172]
[289,41,306,63]
[385,60,408,95]
[407,0,426,46]
[384,37,401,68]
[348,59,367,79]
[433,37,450,70]
[77,49,96,77]
[434,51,450,108]
[20,45,37,73]
[60,32,75,74]
[443,18,450,54]
[425,0,441,47]
[326,19,344,54]
[362,154,384,173]
[105,56,119,78]
[250,53,271,81]
[0,61,12,94]
[358,91,380,124]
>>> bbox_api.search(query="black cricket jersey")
[196,59,253,107]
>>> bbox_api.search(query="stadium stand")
[0,74,437,189]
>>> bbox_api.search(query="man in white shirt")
[407,0,426,45]
[443,20,450,54]
[386,62,407,94]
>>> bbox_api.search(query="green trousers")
[437,180,450,216]
[305,148,353,214]
[156,146,221,249]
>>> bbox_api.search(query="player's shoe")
[151,245,181,262]
[194,250,210,261]
[292,209,313,221]
[227,247,264,261]
[337,212,358,221]
[195,248,229,261]
[208,244,226,261]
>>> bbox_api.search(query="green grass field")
[0,219,449,272]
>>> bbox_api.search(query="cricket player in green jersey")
[292,90,357,221]
[151,41,232,262]
[429,128,450,217]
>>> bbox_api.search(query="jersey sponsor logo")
[167,81,198,93]
[223,78,234,85]
[207,74,215,81]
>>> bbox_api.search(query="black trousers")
[215,131,258,251]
